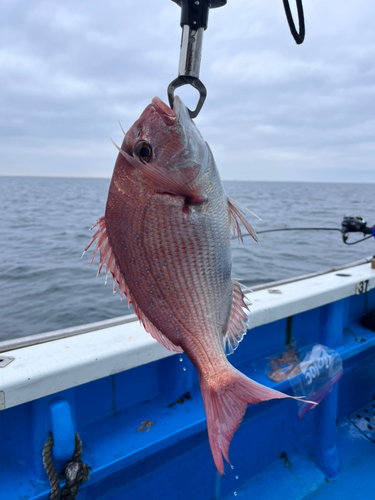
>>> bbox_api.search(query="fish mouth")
[151,96,191,128]
[151,97,176,126]
[172,96,191,127]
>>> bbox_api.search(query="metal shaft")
[169,0,226,118]
[178,25,204,78]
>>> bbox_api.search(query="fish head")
[122,97,177,167]
[113,97,210,203]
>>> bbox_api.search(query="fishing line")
[233,226,374,246]
[256,227,341,234]
[232,227,341,241]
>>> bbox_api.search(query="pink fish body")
[86,97,309,474]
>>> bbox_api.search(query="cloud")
[0,0,374,182]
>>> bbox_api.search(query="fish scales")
[86,96,314,475]
[106,147,232,349]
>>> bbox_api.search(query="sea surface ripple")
[0,176,374,341]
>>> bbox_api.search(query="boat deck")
[223,417,375,499]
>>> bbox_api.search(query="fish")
[85,96,311,474]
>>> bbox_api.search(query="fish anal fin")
[137,312,183,353]
[84,217,182,354]
[223,280,249,355]
[228,198,258,242]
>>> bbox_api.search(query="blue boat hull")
[1,271,375,499]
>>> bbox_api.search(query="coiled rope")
[43,433,91,500]
[43,435,60,500]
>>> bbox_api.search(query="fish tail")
[199,366,315,475]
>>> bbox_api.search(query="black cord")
[237,226,374,245]
[256,227,341,235]
[343,235,373,245]
[236,227,340,241]
[283,0,305,44]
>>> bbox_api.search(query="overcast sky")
[1,0,374,182]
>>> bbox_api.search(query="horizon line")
[0,174,374,185]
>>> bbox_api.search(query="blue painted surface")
[1,288,375,499]
[222,417,375,499]
[50,399,75,461]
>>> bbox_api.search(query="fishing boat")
[1,253,374,500]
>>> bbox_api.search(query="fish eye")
[133,141,153,162]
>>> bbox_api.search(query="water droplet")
[183,367,186,371]
[235,475,239,480]
[230,465,234,470]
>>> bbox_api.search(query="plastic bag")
[267,346,301,383]
[267,344,343,419]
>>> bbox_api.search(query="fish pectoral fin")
[113,141,205,204]
[227,198,258,242]
[223,279,249,355]
[138,161,206,204]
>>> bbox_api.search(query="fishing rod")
[238,216,375,246]
[168,0,305,118]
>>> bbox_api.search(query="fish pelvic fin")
[223,280,249,355]
[228,198,258,242]
[200,366,317,475]
[84,217,183,354]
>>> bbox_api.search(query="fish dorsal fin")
[223,279,250,355]
[84,217,183,354]
[227,198,258,242]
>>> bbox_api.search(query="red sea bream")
[85,96,309,474]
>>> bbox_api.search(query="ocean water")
[0,176,374,341]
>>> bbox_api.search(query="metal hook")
[168,1,225,118]
[167,76,207,119]
[283,0,305,44]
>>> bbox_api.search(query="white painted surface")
[248,263,375,329]
[0,262,374,410]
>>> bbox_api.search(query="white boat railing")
[1,259,374,411]
[0,255,373,354]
